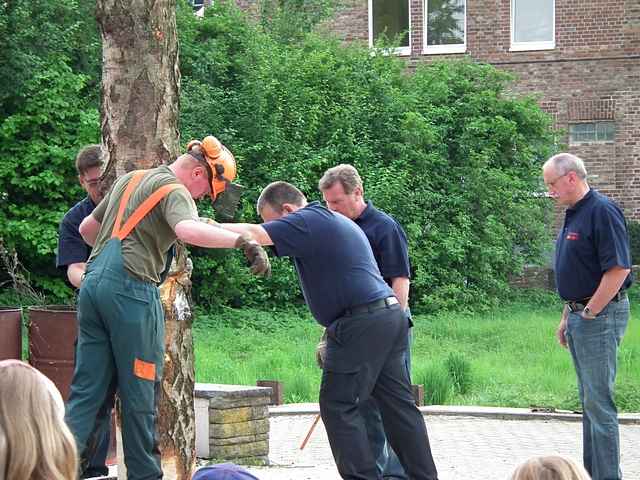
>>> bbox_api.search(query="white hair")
[544,153,588,180]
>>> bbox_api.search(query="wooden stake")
[299,414,321,450]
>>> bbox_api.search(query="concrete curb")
[269,403,640,425]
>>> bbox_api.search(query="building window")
[424,0,466,54]
[569,122,616,144]
[511,0,554,51]
[369,0,411,55]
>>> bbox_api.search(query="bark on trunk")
[158,245,196,480]
[97,0,181,189]
[96,1,195,478]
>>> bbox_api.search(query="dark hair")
[256,181,306,215]
[75,145,103,175]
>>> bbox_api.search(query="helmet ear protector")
[186,135,237,201]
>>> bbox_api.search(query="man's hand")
[235,233,271,277]
[67,262,87,289]
[556,315,568,348]
[316,329,327,369]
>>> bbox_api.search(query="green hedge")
[0,1,557,312]
[180,2,556,311]
[627,220,640,265]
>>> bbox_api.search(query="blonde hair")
[510,455,591,480]
[0,360,78,480]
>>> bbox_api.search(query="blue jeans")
[566,297,629,480]
[360,322,412,479]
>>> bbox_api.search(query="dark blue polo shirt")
[354,200,411,285]
[555,189,632,301]
[262,202,393,327]
[56,196,96,271]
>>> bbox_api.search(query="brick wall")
[230,1,640,220]
[325,0,640,220]
[331,0,368,43]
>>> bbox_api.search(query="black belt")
[344,296,399,316]
[566,290,627,313]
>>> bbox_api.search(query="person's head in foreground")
[0,359,78,480]
[510,455,591,480]
[192,462,260,480]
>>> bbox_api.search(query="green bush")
[626,220,640,266]
[1,1,557,313]
[0,0,100,300]
[0,60,99,297]
[178,2,556,311]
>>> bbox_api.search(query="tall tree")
[95,1,195,478]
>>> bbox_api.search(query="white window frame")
[423,0,467,55]
[510,0,555,52]
[368,0,412,56]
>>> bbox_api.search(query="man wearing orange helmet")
[65,136,270,480]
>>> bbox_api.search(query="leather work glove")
[234,233,271,277]
[316,329,327,369]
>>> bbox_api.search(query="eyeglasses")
[82,176,101,187]
[545,171,571,188]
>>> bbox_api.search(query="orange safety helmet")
[186,135,237,201]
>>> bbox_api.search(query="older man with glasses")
[543,152,632,480]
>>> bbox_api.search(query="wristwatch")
[582,306,596,319]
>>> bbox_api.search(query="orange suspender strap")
[111,170,147,239]
[115,184,182,240]
[111,170,182,241]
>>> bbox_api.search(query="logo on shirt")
[566,232,580,241]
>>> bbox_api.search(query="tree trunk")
[95,1,196,479]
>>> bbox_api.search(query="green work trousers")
[65,238,165,480]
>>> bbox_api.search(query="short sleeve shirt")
[56,196,96,271]
[354,200,411,285]
[555,189,633,301]
[89,166,199,283]
[262,202,393,327]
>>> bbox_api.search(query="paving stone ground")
[241,409,640,480]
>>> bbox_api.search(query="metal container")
[0,306,22,360]
[28,305,78,401]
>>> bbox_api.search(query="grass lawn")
[193,294,640,411]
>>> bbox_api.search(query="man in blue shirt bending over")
[221,181,438,480]
[543,153,632,480]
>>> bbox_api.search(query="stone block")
[209,432,268,447]
[195,383,272,409]
[209,440,269,459]
[209,418,269,439]
[209,405,268,424]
